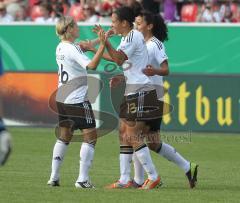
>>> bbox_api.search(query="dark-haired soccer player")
[95,6,161,189]
[133,11,198,189]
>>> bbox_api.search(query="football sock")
[50,139,69,181]
[157,142,190,173]
[77,142,95,182]
[119,145,133,184]
[132,153,144,185]
[134,144,158,181]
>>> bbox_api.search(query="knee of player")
[55,125,74,142]
[147,142,162,153]
[83,137,97,146]
[87,140,97,146]
[58,135,72,143]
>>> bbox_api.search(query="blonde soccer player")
[47,16,106,188]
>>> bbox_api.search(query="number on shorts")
[127,102,137,114]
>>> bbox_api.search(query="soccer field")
[0,127,239,203]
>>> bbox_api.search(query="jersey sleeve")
[71,44,91,69]
[117,31,137,59]
[154,43,168,65]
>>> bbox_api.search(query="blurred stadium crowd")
[0,0,240,23]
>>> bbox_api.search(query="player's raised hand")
[79,40,95,52]
[98,29,106,45]
[105,29,114,39]
[93,24,104,35]
[142,65,156,76]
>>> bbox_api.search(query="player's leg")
[129,120,160,189]
[0,117,11,166]
[48,102,73,186]
[148,138,191,174]
[147,134,198,188]
[75,101,97,188]
[48,126,72,186]
[127,90,161,189]
[132,99,163,187]
[132,152,144,187]
[146,115,198,188]
[106,96,135,189]
[75,127,97,188]
[108,90,160,189]
[106,119,134,189]
[119,119,133,184]
[132,120,161,187]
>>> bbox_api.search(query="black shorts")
[56,101,96,130]
[145,100,164,132]
[119,90,162,121]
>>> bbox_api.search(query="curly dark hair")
[139,11,168,42]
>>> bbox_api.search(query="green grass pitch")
[0,127,240,203]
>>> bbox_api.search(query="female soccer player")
[47,16,106,188]
[133,11,198,188]
[93,6,161,189]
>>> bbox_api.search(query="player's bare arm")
[105,40,127,66]
[87,30,106,70]
[93,25,125,65]
[85,25,114,62]
[81,40,114,62]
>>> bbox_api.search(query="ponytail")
[152,14,168,42]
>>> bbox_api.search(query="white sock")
[159,142,190,173]
[119,146,133,184]
[132,153,144,185]
[50,140,68,181]
[119,153,132,184]
[119,153,133,184]
[77,142,95,182]
[135,146,158,181]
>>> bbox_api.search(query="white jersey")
[147,37,168,101]
[117,29,154,95]
[55,42,91,104]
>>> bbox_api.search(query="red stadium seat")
[230,3,238,13]
[62,3,69,15]
[29,0,41,8]
[101,1,112,12]
[30,5,44,21]
[69,3,85,21]
[230,3,239,22]
[181,4,198,22]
